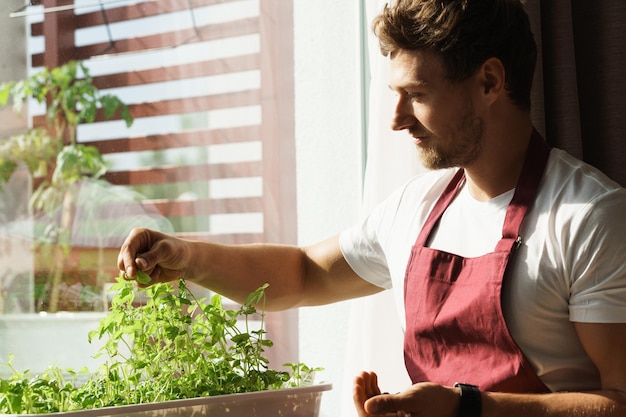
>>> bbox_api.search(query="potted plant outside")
[0,60,134,314]
[0,61,171,379]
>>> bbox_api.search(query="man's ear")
[480,57,506,104]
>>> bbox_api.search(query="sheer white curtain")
[339,1,425,415]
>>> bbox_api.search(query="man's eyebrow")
[388,79,429,91]
[406,79,429,87]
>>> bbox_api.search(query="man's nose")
[391,95,416,131]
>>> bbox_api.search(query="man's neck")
[463,122,534,202]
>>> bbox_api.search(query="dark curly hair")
[372,0,537,110]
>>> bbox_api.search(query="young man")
[118,1,626,416]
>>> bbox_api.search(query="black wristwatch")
[453,383,482,417]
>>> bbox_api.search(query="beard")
[416,106,484,170]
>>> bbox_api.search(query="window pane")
[0,0,297,379]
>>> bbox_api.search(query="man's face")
[388,49,484,170]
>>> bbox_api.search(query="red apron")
[403,130,551,393]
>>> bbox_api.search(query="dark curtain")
[525,1,626,186]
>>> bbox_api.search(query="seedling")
[0,279,321,414]
[133,270,152,285]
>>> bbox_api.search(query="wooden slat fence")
[22,0,299,367]
[31,0,296,246]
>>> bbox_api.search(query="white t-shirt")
[339,148,626,392]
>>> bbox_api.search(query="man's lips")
[411,134,428,145]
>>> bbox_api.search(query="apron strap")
[414,169,465,247]
[495,130,551,252]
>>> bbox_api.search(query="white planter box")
[0,313,107,378]
[0,383,332,417]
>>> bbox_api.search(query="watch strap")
[454,383,482,417]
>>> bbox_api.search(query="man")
[118,0,626,416]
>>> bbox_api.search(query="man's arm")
[357,322,626,417]
[117,228,383,311]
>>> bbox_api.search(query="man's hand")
[354,371,382,416]
[117,227,192,286]
[353,371,459,417]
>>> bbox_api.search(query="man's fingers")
[117,245,135,277]
[117,227,158,277]
[135,257,149,272]
[365,393,396,414]
[117,229,141,274]
[354,371,381,397]
[353,372,381,417]
[367,372,381,397]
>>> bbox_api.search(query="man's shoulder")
[535,149,626,228]
[543,149,623,199]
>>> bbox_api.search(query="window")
[0,0,297,375]
[1,2,367,416]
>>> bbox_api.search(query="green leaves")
[0,357,89,415]
[135,270,152,285]
[0,82,12,106]
[53,144,107,184]
[0,128,58,189]
[100,94,133,128]
[245,282,269,306]
[1,61,133,133]
[0,279,321,413]
[0,60,134,191]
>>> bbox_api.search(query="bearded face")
[389,49,485,170]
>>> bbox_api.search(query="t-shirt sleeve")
[338,188,408,290]
[568,188,626,323]
[339,218,392,289]
[338,169,455,292]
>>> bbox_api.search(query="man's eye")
[407,92,424,100]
